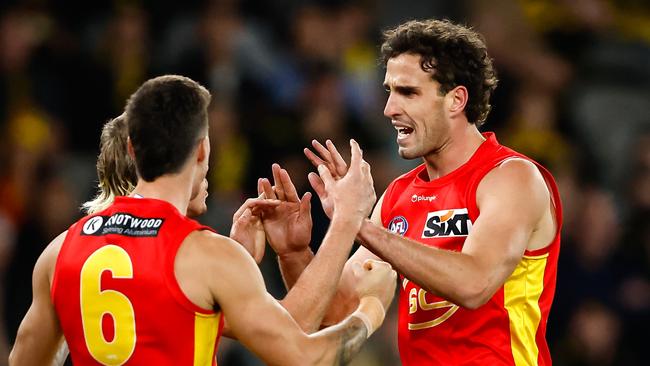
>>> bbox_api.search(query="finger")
[280,168,300,202]
[257,178,264,197]
[304,148,326,168]
[349,139,363,170]
[233,197,256,221]
[361,160,374,184]
[240,208,253,222]
[299,191,312,216]
[365,259,393,272]
[308,172,327,201]
[260,178,276,200]
[234,198,280,221]
[363,259,374,271]
[271,164,286,201]
[312,139,334,166]
[351,261,363,277]
[247,198,281,209]
[325,139,348,176]
[317,164,335,187]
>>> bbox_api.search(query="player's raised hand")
[230,197,280,263]
[304,139,349,178]
[257,164,313,256]
[304,139,348,219]
[352,259,397,311]
[313,139,376,224]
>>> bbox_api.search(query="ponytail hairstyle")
[82,114,138,214]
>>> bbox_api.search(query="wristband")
[352,296,385,338]
[353,311,374,338]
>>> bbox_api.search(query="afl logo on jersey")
[83,216,104,235]
[388,216,409,236]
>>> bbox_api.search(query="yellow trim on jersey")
[504,254,548,366]
[523,253,550,260]
[194,311,221,366]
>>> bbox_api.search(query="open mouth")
[397,127,414,136]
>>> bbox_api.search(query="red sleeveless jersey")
[51,196,224,365]
[381,133,562,366]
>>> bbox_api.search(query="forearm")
[280,216,360,333]
[9,331,57,366]
[357,219,488,308]
[278,248,314,290]
[278,247,360,328]
[309,296,384,365]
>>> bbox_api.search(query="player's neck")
[422,125,485,180]
[131,173,193,216]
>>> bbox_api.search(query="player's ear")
[446,86,468,118]
[196,136,209,163]
[127,137,136,160]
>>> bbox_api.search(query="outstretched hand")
[258,164,313,256]
[304,140,347,219]
[230,198,280,263]
[306,139,376,223]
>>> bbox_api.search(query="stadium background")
[0,0,648,364]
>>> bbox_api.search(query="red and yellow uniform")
[52,196,223,365]
[382,133,562,365]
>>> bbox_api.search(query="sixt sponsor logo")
[411,194,437,203]
[388,216,409,236]
[421,208,472,238]
[82,213,165,237]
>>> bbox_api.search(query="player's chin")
[187,202,208,217]
[398,147,420,160]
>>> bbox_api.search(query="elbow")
[8,347,16,366]
[454,279,492,310]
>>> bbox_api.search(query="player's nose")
[383,94,401,119]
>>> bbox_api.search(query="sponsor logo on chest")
[422,208,472,238]
[411,194,437,203]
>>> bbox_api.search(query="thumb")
[363,259,378,271]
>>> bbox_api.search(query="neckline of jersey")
[113,195,182,216]
[412,132,498,187]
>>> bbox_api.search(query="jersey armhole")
[466,156,563,256]
[524,166,563,256]
[163,226,218,316]
[50,225,77,304]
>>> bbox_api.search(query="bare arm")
[279,215,363,332]
[320,194,386,326]
[272,138,353,291]
[186,231,393,366]
[358,159,552,309]
[262,141,377,332]
[9,232,66,366]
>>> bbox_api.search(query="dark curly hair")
[381,19,498,126]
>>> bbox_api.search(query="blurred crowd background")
[0,0,648,365]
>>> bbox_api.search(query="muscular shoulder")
[477,158,549,220]
[37,231,68,287]
[177,229,259,282]
[182,230,250,261]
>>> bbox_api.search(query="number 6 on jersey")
[80,245,136,365]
